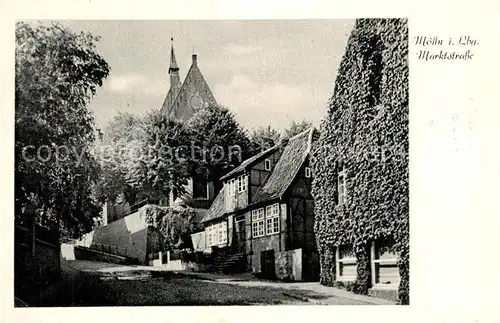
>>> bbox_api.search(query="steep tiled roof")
[161,87,176,113]
[200,188,225,223]
[220,145,279,181]
[200,127,317,224]
[251,128,316,205]
[168,43,179,72]
[162,57,217,119]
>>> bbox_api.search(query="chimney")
[192,54,197,65]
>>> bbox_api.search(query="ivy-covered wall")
[311,18,409,304]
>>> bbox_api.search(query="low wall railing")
[90,243,128,257]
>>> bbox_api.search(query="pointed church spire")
[169,37,179,74]
[165,36,181,111]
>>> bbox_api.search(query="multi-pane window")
[207,225,215,246]
[251,209,265,238]
[266,204,280,234]
[272,203,279,216]
[206,222,227,246]
[227,179,236,196]
[252,203,280,237]
[237,175,247,193]
[228,175,247,196]
[338,168,347,205]
[217,222,227,244]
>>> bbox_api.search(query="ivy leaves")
[141,205,199,250]
[311,19,409,302]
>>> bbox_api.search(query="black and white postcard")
[1,1,497,323]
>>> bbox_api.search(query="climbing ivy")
[140,204,200,251]
[311,18,409,304]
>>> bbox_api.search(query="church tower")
[159,37,218,206]
[160,38,217,119]
[168,38,181,99]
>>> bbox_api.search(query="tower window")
[305,167,311,178]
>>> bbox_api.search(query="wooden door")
[261,250,276,279]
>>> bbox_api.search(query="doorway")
[260,250,276,279]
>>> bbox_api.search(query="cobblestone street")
[21,260,390,306]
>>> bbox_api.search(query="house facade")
[322,165,401,299]
[197,128,320,281]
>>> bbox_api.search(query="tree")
[186,105,252,193]
[311,19,408,302]
[127,110,194,202]
[95,112,145,206]
[282,120,313,140]
[249,125,281,153]
[141,204,200,251]
[15,21,110,238]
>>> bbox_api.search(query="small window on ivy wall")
[305,167,311,178]
[336,244,356,281]
[370,239,400,287]
[366,35,384,107]
[265,159,271,171]
[338,167,347,205]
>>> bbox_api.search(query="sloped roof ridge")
[220,144,280,181]
[250,127,315,205]
[200,187,225,223]
[169,61,217,114]
[289,126,315,141]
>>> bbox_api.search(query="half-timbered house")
[197,127,320,281]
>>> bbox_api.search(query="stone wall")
[76,210,150,264]
[249,234,281,274]
[73,246,129,265]
[275,248,302,281]
[15,226,60,300]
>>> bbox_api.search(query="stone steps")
[213,253,245,272]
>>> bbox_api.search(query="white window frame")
[237,175,247,193]
[370,241,399,288]
[305,167,311,178]
[272,203,279,216]
[206,225,214,246]
[207,222,228,247]
[335,244,357,281]
[266,203,280,235]
[252,204,280,238]
[264,159,272,171]
[251,208,265,238]
[227,179,236,197]
[338,168,347,206]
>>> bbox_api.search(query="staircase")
[213,253,246,273]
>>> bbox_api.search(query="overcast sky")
[60,20,355,132]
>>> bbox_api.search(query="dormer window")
[265,159,272,171]
[305,167,311,178]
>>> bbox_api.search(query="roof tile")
[251,128,316,205]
